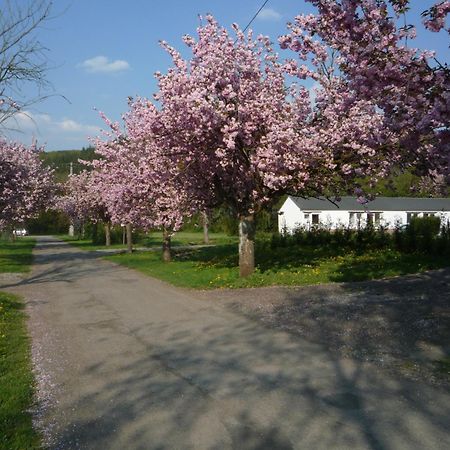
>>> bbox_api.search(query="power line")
[242,0,270,34]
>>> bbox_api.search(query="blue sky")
[5,0,449,151]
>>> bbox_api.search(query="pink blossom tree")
[91,105,199,260]
[0,139,54,235]
[280,0,449,189]
[136,16,400,276]
[58,170,113,245]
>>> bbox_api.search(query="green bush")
[272,217,449,258]
[25,209,70,235]
[396,216,442,254]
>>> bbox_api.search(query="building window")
[374,212,381,226]
[312,214,319,225]
[349,212,355,227]
[304,213,310,221]
[356,212,362,228]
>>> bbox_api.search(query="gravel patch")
[198,268,450,387]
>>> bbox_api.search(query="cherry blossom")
[132,16,397,276]
[281,0,449,189]
[0,139,54,232]
[91,103,199,260]
[58,170,113,245]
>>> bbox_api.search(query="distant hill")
[40,147,97,182]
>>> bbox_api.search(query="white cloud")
[257,8,282,21]
[11,111,52,130]
[59,119,99,134]
[79,55,130,74]
[4,111,101,149]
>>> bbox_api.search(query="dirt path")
[1,236,449,449]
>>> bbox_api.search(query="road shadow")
[48,307,449,449]
[208,269,450,387]
[0,238,118,290]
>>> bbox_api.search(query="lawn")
[60,231,238,251]
[0,238,39,449]
[0,238,36,274]
[0,292,40,450]
[105,240,450,289]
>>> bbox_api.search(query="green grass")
[0,292,40,450]
[58,236,126,251]
[59,231,238,251]
[0,238,36,274]
[142,231,238,247]
[105,240,450,289]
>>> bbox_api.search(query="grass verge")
[0,291,40,450]
[59,231,238,251]
[105,241,450,289]
[0,238,36,274]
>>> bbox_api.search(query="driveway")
[1,236,449,449]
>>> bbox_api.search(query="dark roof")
[288,196,450,212]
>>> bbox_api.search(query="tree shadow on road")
[46,300,449,450]
[213,268,450,386]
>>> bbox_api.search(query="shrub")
[271,216,449,259]
[396,216,442,254]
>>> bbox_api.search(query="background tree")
[0,0,53,129]
[0,138,54,234]
[58,171,112,245]
[92,106,198,259]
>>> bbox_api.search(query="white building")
[278,196,450,233]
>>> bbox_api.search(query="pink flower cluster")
[57,170,111,227]
[0,139,54,230]
[128,15,400,219]
[280,0,449,186]
[423,1,450,33]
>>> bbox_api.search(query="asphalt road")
[2,236,449,449]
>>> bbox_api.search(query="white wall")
[278,197,303,233]
[278,197,450,234]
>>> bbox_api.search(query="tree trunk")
[202,211,210,244]
[77,224,82,240]
[104,222,111,246]
[126,223,133,254]
[92,222,98,244]
[239,214,255,277]
[122,226,126,245]
[162,228,171,262]
[68,223,74,237]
